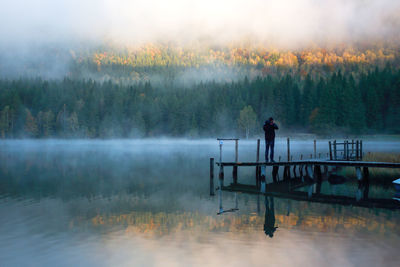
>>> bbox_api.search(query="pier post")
[272,165,279,183]
[287,138,290,162]
[233,139,238,184]
[256,139,260,187]
[260,166,266,193]
[314,139,317,159]
[292,165,297,178]
[314,165,322,182]
[363,167,369,181]
[283,166,289,180]
[299,164,303,178]
[233,167,238,184]
[356,140,359,160]
[356,167,362,180]
[323,165,328,175]
[210,158,215,196]
[306,165,314,179]
[329,141,332,160]
[360,140,363,160]
[219,165,224,187]
[333,140,337,160]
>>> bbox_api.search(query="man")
[263,117,278,162]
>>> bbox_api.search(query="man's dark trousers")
[265,139,275,162]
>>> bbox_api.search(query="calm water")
[0,139,400,267]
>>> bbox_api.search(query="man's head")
[269,117,274,123]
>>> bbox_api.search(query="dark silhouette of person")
[263,117,278,162]
[264,196,278,238]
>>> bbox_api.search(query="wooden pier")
[210,138,400,210]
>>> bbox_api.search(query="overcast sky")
[0,0,399,48]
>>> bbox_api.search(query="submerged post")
[210,158,215,196]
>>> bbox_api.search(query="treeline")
[70,43,400,84]
[0,66,399,138]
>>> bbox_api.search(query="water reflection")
[264,196,278,238]
[0,140,400,266]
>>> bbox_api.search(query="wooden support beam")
[283,166,291,180]
[363,167,369,182]
[314,165,322,183]
[307,165,314,179]
[272,165,279,183]
[210,158,215,196]
[329,141,332,160]
[219,165,224,187]
[287,138,290,162]
[292,165,297,178]
[233,166,238,184]
[323,165,328,175]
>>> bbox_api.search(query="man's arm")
[274,123,279,130]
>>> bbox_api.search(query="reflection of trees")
[82,206,400,238]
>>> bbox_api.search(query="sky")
[0,0,399,47]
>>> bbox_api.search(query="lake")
[0,139,399,267]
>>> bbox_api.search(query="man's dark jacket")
[263,121,278,141]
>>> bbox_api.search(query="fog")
[1,0,399,46]
[0,0,399,79]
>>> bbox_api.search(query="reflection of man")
[264,196,278,238]
[263,117,278,162]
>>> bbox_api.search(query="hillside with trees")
[0,62,399,138]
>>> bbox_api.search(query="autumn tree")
[238,105,257,139]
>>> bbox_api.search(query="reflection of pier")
[210,139,400,210]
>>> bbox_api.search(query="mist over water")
[0,139,399,266]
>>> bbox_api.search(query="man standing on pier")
[263,117,278,162]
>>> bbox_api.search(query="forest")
[0,62,399,138]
